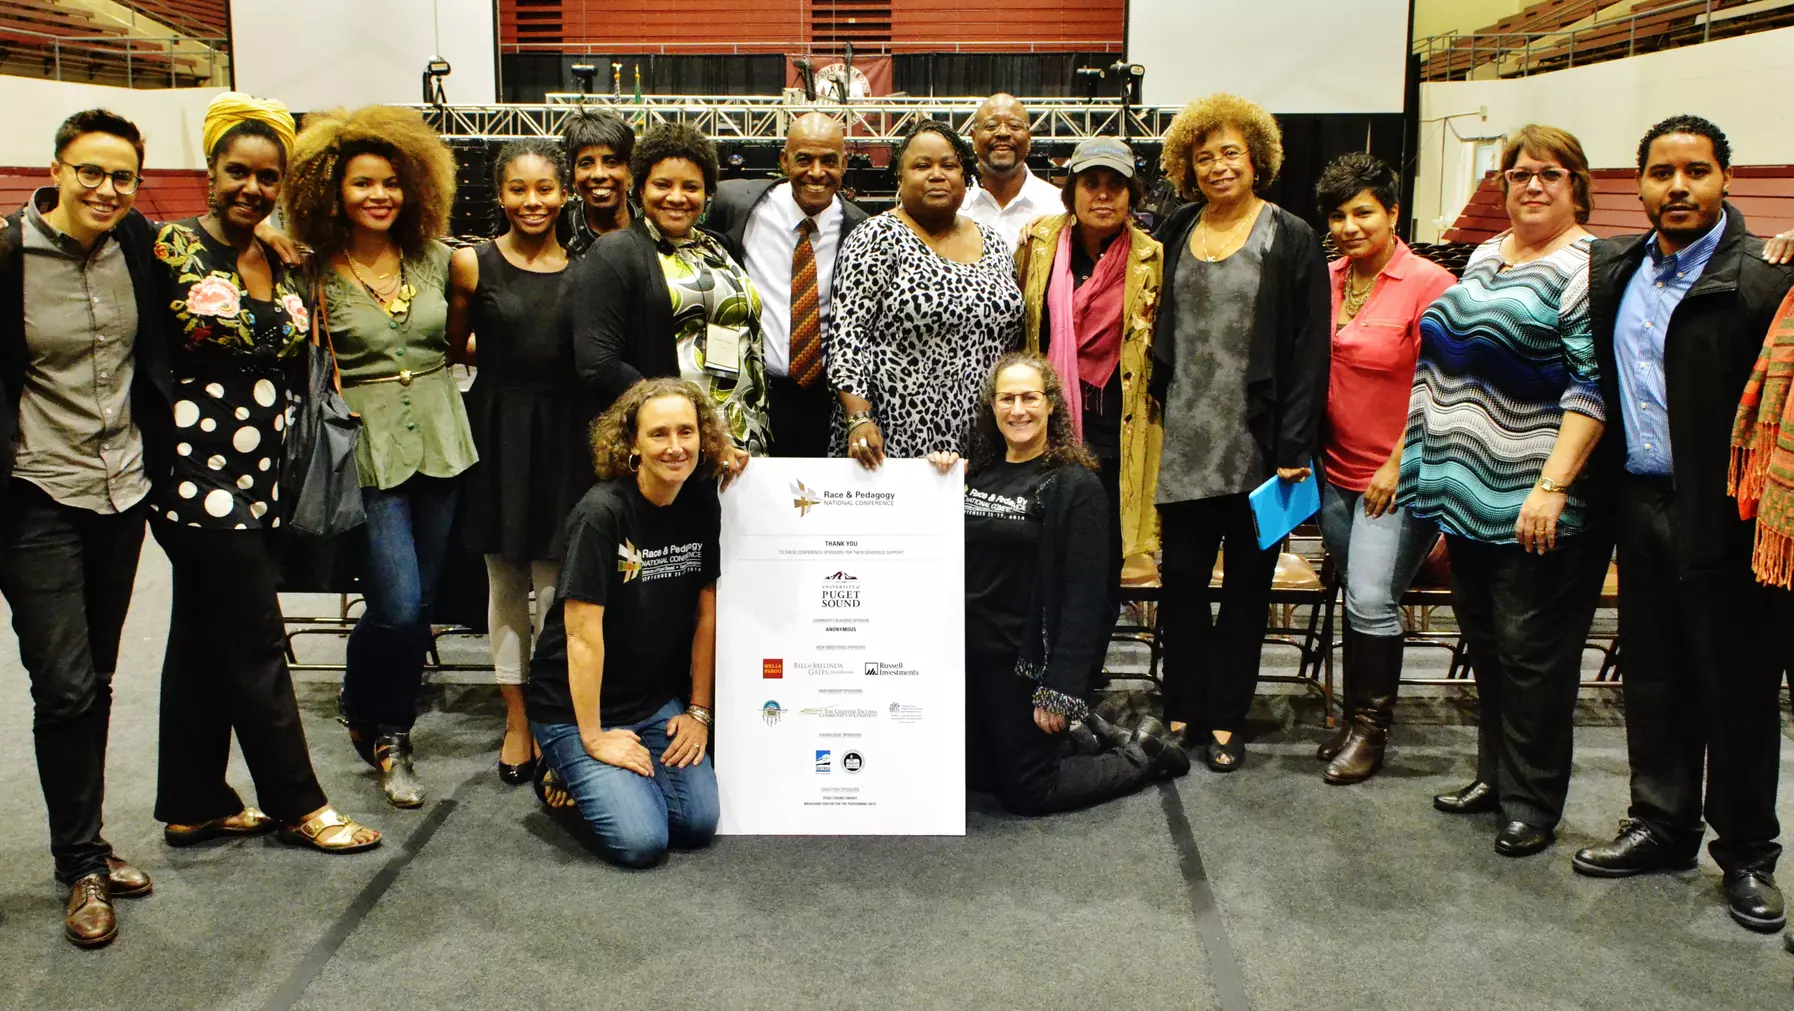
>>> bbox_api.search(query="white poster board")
[715,459,965,835]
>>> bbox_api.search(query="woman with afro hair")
[281,105,471,809]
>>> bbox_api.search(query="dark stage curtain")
[502,54,787,102]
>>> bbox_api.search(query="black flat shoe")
[1724,869,1786,933]
[1494,820,1555,857]
[1434,780,1498,815]
[1204,736,1245,773]
[498,756,539,786]
[1572,819,1699,878]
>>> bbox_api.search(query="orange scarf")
[1728,285,1794,586]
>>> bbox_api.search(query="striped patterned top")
[1398,235,1605,544]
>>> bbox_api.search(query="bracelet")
[843,411,875,436]
[686,705,713,727]
[1535,475,1570,494]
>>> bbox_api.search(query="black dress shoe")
[1434,780,1498,815]
[1572,820,1699,878]
[1065,720,1105,756]
[1204,735,1245,773]
[1723,869,1787,933]
[1133,726,1192,780]
[498,756,538,786]
[1494,820,1555,857]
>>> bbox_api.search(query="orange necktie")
[789,217,824,389]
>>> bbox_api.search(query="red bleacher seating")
[1443,166,1794,245]
[0,168,211,224]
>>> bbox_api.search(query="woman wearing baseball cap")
[1013,137,1163,618]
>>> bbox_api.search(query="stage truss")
[408,96,1182,145]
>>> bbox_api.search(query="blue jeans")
[533,698,719,867]
[1317,478,1437,637]
[342,475,460,731]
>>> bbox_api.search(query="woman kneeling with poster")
[527,378,724,866]
[930,352,1188,815]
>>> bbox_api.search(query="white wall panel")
[229,0,496,111]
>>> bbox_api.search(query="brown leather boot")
[64,872,117,948]
[1324,630,1403,785]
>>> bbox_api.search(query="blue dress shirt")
[1615,213,1726,476]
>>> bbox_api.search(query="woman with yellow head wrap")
[148,91,384,856]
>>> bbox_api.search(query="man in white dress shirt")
[962,93,1063,251]
[707,113,869,457]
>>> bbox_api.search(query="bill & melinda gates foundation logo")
[789,478,897,517]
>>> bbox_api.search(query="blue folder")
[1248,465,1321,551]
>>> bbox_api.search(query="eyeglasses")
[1503,167,1569,188]
[975,118,1028,135]
[994,392,1046,409]
[1194,150,1249,171]
[63,162,141,194]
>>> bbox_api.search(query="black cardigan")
[0,192,172,519]
[1587,204,1794,573]
[1003,461,1112,708]
[1150,201,1331,472]
[568,217,749,414]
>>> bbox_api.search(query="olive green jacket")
[1014,214,1164,557]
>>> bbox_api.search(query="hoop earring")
[627,452,641,473]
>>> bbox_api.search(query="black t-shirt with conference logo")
[964,456,1050,659]
[528,476,720,728]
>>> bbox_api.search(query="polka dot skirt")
[155,372,297,530]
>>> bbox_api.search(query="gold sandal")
[164,806,276,847]
[277,807,383,854]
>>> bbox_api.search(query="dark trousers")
[1097,457,1123,603]
[1447,531,1611,830]
[766,373,835,458]
[1157,494,1278,733]
[342,475,461,731]
[0,480,144,883]
[1617,476,1784,872]
[968,651,1148,815]
[152,521,329,826]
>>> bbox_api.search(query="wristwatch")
[1535,475,1570,494]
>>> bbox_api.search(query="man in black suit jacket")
[1575,115,1794,934]
[705,113,869,457]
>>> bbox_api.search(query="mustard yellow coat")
[1013,214,1164,557]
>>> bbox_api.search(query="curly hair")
[280,105,456,259]
[1159,93,1284,202]
[892,120,980,189]
[1636,113,1731,172]
[968,352,1098,475]
[1314,151,1400,218]
[628,124,717,201]
[1499,124,1592,225]
[589,377,728,482]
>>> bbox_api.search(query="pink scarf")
[1046,223,1131,441]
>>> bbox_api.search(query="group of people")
[3,85,1793,949]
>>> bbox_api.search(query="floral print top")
[150,219,305,530]
[646,217,770,454]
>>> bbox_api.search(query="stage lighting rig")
[422,56,451,105]
[570,63,598,95]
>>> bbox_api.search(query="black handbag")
[283,278,366,537]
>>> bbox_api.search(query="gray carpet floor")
[1,543,1790,1011]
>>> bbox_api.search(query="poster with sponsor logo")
[716,459,964,835]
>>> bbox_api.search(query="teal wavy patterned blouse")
[1398,235,1605,544]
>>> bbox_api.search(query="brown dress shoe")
[65,873,117,948]
[106,855,153,899]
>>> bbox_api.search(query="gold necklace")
[1197,202,1258,262]
[1342,267,1376,319]
[347,256,415,317]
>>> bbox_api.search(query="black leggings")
[967,651,1148,816]
[1156,494,1278,733]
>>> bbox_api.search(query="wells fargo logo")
[616,539,643,582]
[790,479,821,516]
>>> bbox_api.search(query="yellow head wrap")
[202,92,297,160]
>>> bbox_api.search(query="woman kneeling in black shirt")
[930,352,1188,815]
[528,377,723,866]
